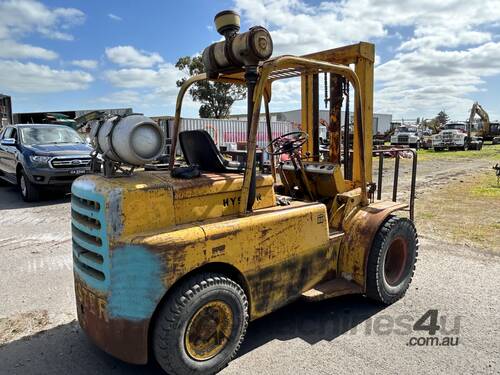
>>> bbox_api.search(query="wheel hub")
[384,236,408,286]
[185,300,234,361]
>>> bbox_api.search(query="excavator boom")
[468,101,490,137]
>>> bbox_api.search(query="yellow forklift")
[71,10,418,375]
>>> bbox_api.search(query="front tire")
[19,170,40,202]
[366,216,418,305]
[153,273,248,375]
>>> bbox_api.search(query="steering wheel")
[266,131,308,156]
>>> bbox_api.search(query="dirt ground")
[375,144,500,251]
[0,145,499,374]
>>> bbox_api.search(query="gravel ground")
[0,150,499,374]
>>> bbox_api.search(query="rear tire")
[366,215,418,305]
[19,170,40,202]
[153,273,248,375]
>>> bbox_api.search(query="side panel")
[120,188,176,238]
[138,203,330,319]
[173,183,275,224]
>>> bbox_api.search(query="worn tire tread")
[366,215,418,305]
[153,273,248,375]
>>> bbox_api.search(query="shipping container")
[166,118,293,159]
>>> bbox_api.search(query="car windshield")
[396,127,416,133]
[20,126,83,145]
[444,124,465,130]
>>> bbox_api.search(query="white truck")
[390,125,421,149]
[432,123,483,151]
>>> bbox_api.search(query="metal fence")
[164,118,293,157]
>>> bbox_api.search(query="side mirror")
[1,138,16,146]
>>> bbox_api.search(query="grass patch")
[416,170,500,252]
[417,144,500,162]
[471,180,500,198]
[420,211,436,220]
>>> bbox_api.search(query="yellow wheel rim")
[185,300,234,361]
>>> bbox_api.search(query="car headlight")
[29,155,51,167]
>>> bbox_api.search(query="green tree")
[435,110,449,126]
[422,118,441,134]
[175,56,246,118]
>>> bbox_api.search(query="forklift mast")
[300,42,374,185]
[169,42,375,214]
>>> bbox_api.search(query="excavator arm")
[469,102,490,137]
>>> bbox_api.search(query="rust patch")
[259,226,271,238]
[75,276,150,364]
[339,201,407,287]
[245,246,330,318]
[207,228,241,241]
[211,245,226,257]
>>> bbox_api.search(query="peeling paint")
[108,245,166,321]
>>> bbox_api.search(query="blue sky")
[1,0,500,121]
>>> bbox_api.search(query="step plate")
[302,279,363,302]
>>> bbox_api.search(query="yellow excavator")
[71,10,418,375]
[468,101,500,142]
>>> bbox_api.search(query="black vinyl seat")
[179,130,245,173]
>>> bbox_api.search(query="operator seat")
[179,130,245,173]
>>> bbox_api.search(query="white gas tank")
[96,114,165,166]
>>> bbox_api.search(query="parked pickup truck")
[0,124,94,201]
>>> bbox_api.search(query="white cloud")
[101,62,185,113]
[0,60,93,93]
[235,0,386,55]
[105,46,164,68]
[0,40,57,60]
[104,63,181,90]
[0,0,85,41]
[234,0,500,118]
[375,42,500,118]
[399,28,491,51]
[108,13,122,21]
[235,0,500,56]
[0,0,84,61]
[71,59,98,69]
[96,87,201,116]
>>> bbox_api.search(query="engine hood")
[25,143,93,156]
